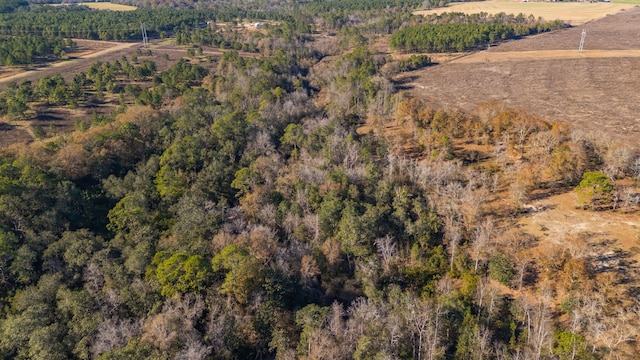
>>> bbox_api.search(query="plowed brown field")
[398,6,640,142]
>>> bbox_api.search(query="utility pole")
[141,23,148,48]
[578,29,586,52]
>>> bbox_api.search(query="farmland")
[400,5,640,142]
[74,2,137,11]
[52,2,138,11]
[415,0,638,25]
[0,39,257,90]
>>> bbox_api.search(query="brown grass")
[519,191,640,249]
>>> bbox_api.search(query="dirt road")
[0,39,263,90]
[0,41,139,88]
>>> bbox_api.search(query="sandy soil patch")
[0,70,19,80]
[415,0,637,25]
[518,191,640,292]
[520,192,640,248]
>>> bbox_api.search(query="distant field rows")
[415,0,638,25]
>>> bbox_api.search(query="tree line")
[390,12,565,52]
[174,27,259,53]
[299,0,425,13]
[0,6,290,41]
[0,35,72,66]
[0,0,27,13]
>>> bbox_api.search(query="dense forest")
[2,2,640,360]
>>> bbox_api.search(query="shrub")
[489,254,515,286]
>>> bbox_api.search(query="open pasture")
[415,0,637,25]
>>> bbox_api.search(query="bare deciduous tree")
[174,340,212,360]
[375,234,398,274]
[141,294,205,352]
[472,218,494,272]
[405,294,444,360]
[91,318,141,356]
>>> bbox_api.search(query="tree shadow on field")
[0,122,16,131]
[590,244,639,280]
[585,242,640,302]
[33,113,64,122]
[522,260,539,288]
[529,185,574,202]
[392,75,418,91]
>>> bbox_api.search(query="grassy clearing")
[414,0,636,25]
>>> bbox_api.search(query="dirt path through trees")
[0,41,139,88]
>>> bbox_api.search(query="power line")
[578,28,586,52]
[141,22,148,47]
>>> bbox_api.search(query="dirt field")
[80,2,137,11]
[415,0,638,25]
[398,6,640,142]
[519,192,640,252]
[53,2,137,11]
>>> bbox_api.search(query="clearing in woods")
[415,0,637,25]
[517,191,640,301]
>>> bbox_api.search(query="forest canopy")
[0,2,639,360]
